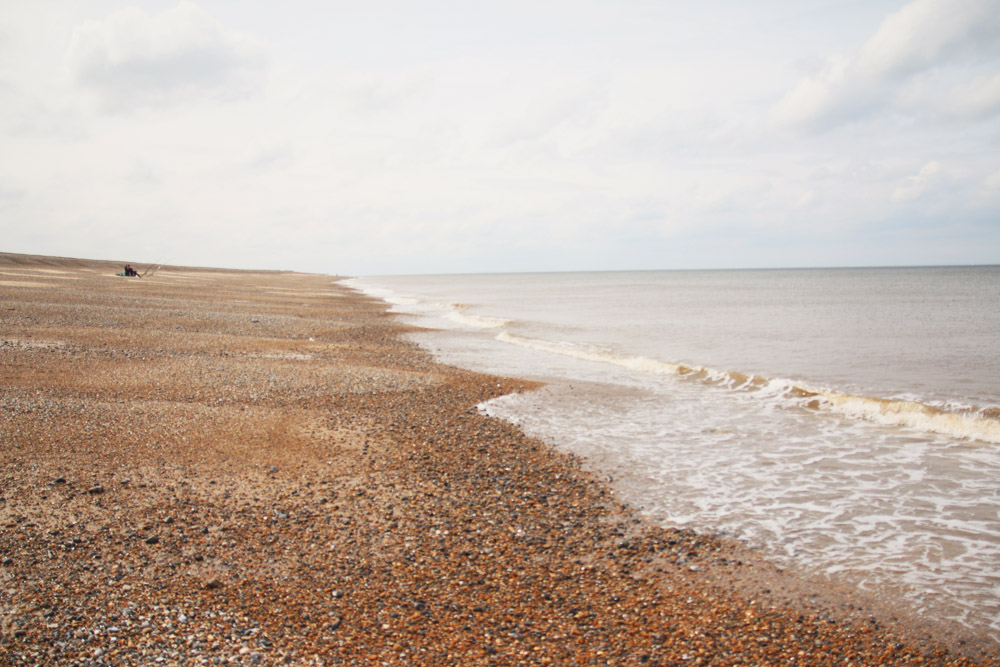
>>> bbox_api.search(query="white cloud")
[796,191,816,209]
[892,160,943,201]
[947,72,1000,120]
[771,0,1000,132]
[65,2,267,112]
[336,72,432,117]
[853,0,997,80]
[243,142,294,172]
[769,54,856,130]
[1,1,997,274]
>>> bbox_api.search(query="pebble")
[0,255,992,667]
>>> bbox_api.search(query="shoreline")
[1,252,995,665]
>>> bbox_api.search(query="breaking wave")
[340,280,510,329]
[338,279,417,306]
[445,303,512,329]
[496,331,1000,444]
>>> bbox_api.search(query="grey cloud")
[124,160,161,186]
[65,2,266,112]
[495,91,593,145]
[340,74,430,115]
[853,0,999,80]
[770,0,1000,132]
[245,143,294,171]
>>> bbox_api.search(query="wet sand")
[1,252,995,666]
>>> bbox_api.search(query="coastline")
[1,253,994,665]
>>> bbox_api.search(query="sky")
[1,0,998,275]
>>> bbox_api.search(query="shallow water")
[346,267,1000,637]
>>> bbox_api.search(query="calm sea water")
[346,267,1000,638]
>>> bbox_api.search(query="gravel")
[1,252,994,666]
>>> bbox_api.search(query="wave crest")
[446,304,512,329]
[496,332,1000,444]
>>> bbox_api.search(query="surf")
[496,331,1000,444]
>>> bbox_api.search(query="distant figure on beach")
[123,264,140,277]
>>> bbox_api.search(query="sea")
[344,266,1000,640]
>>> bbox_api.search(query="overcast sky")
[1,0,998,275]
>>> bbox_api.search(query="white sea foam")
[339,278,412,304]
[496,331,1000,444]
[446,304,512,329]
[813,390,1000,445]
[353,267,1000,639]
[496,331,683,374]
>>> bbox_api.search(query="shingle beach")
[1,253,995,666]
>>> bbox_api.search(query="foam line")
[496,332,1000,444]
